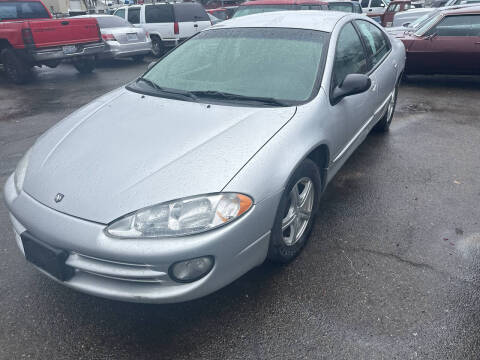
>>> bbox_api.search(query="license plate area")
[21,232,74,281]
[127,33,138,41]
[62,45,78,54]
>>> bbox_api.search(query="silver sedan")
[4,11,405,303]
[77,15,152,61]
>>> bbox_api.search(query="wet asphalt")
[0,60,479,360]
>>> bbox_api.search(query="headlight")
[105,193,253,238]
[14,148,31,194]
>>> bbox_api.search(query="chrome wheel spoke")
[281,177,315,247]
[282,211,297,231]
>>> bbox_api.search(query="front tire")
[73,57,96,74]
[1,48,32,84]
[267,159,321,263]
[374,80,399,132]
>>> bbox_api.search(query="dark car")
[397,5,480,74]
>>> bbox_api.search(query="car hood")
[23,88,296,224]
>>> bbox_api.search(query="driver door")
[328,22,377,165]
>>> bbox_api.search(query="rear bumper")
[30,42,105,62]
[101,39,152,59]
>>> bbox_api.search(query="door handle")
[369,8,373,11]
[194,24,198,28]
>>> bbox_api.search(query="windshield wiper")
[135,78,198,101]
[190,90,290,106]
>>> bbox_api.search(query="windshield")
[233,5,297,17]
[132,28,327,105]
[410,10,439,29]
[414,13,442,35]
[0,1,49,20]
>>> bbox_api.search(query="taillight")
[22,28,34,46]
[96,21,101,39]
[102,33,116,41]
[174,22,179,35]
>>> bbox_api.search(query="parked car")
[391,6,434,27]
[397,5,480,74]
[0,0,104,84]
[382,0,412,26]
[361,0,390,22]
[113,3,211,57]
[74,15,151,62]
[4,11,405,303]
[233,0,328,17]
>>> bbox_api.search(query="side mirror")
[148,61,156,70]
[331,74,371,105]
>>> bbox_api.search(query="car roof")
[241,0,328,6]
[213,10,353,31]
[442,3,480,14]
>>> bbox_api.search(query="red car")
[381,0,412,27]
[0,0,104,83]
[397,5,480,75]
[207,7,231,20]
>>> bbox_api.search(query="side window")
[332,23,368,90]
[145,5,173,23]
[432,15,480,36]
[114,8,125,19]
[356,20,390,68]
[127,7,141,24]
[174,4,210,22]
[370,0,384,7]
[354,3,363,13]
[361,0,369,7]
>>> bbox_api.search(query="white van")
[114,3,211,56]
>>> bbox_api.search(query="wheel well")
[307,144,329,189]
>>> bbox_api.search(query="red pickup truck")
[0,0,104,83]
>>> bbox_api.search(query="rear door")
[173,3,211,39]
[143,4,175,40]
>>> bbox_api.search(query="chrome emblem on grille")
[54,193,64,203]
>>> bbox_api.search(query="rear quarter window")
[173,3,209,22]
[114,8,125,19]
[145,4,174,23]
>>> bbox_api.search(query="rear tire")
[73,57,96,74]
[374,79,399,133]
[267,159,321,263]
[1,48,32,84]
[151,36,165,57]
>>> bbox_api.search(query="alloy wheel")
[281,177,315,246]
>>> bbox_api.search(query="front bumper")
[31,42,105,62]
[4,175,280,303]
[101,39,152,59]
